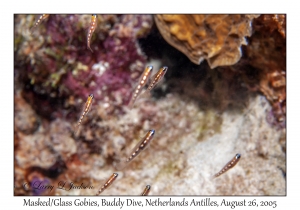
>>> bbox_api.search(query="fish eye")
[149,129,155,135]
[162,66,168,72]
[89,94,94,98]
[148,66,153,70]
[236,154,241,159]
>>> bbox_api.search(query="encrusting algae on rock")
[14,14,285,195]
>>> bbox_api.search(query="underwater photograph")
[14,14,286,196]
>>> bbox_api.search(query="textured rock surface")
[14,91,39,134]
[233,14,286,128]
[155,14,258,68]
[14,14,153,118]
[14,92,285,195]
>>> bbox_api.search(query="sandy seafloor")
[14,89,286,196]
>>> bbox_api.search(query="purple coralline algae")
[15,14,153,117]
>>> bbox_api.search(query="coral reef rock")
[234,14,286,128]
[14,91,39,134]
[155,14,259,69]
[14,14,153,115]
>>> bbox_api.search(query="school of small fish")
[96,173,118,195]
[87,14,97,52]
[147,66,168,92]
[73,66,240,195]
[30,14,49,34]
[213,154,241,178]
[116,129,156,171]
[141,185,151,196]
[30,14,98,52]
[29,15,242,195]
[128,66,153,109]
[75,93,94,135]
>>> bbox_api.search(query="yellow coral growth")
[155,14,259,69]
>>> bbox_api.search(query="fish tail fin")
[139,89,151,98]
[88,46,93,52]
[128,97,135,109]
[115,159,127,171]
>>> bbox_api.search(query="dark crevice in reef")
[138,24,252,113]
